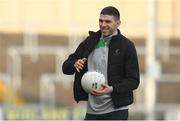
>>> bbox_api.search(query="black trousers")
[84,109,128,120]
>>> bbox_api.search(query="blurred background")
[0,0,180,120]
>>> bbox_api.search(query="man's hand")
[74,58,87,72]
[91,84,113,96]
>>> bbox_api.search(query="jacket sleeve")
[62,41,86,75]
[113,42,140,93]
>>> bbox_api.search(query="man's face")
[99,14,120,37]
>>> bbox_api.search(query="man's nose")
[101,22,106,27]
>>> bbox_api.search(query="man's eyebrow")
[99,18,111,22]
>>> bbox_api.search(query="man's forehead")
[99,14,114,20]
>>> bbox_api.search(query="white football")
[81,71,106,93]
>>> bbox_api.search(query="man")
[62,6,140,120]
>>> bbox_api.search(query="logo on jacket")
[114,49,121,56]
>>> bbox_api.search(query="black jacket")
[62,29,140,108]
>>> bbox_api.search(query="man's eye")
[106,20,111,23]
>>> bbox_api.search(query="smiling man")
[62,6,140,120]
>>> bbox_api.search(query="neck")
[102,29,118,39]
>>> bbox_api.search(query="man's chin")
[102,33,110,37]
[101,32,108,37]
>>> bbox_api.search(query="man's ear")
[116,20,121,27]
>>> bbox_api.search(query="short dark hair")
[100,6,120,20]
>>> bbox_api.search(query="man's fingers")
[94,89,104,94]
[77,58,87,67]
[77,62,84,68]
[91,90,103,96]
[78,58,87,65]
[79,59,86,65]
[92,89,104,95]
[82,58,87,61]
[75,67,80,72]
[101,83,107,88]
[74,58,87,72]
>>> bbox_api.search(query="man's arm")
[62,53,78,75]
[62,41,87,75]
